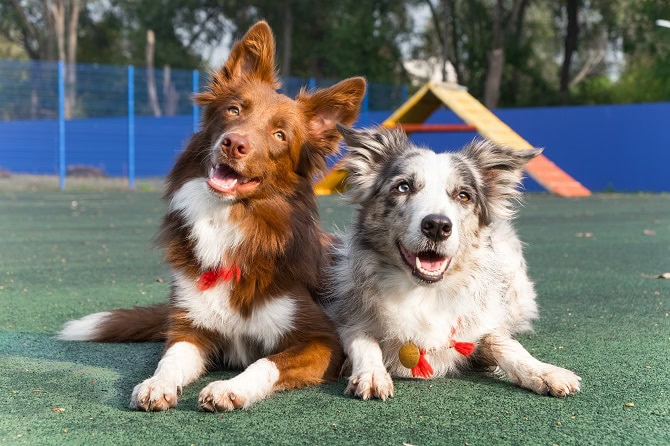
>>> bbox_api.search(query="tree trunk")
[51,1,65,61]
[484,0,526,108]
[44,0,55,61]
[484,0,505,108]
[484,48,504,108]
[425,0,446,81]
[445,0,462,82]
[163,65,178,116]
[508,0,528,104]
[50,0,81,118]
[281,1,293,77]
[31,74,39,119]
[560,0,579,104]
[8,0,80,117]
[50,0,70,118]
[146,29,162,117]
[66,0,81,118]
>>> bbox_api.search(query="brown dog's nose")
[221,133,250,158]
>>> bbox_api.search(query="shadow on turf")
[2,332,352,411]
[2,331,542,414]
[2,333,180,409]
[1,332,161,408]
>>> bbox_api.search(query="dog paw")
[345,368,394,401]
[520,365,581,397]
[540,366,581,397]
[198,380,252,412]
[130,377,180,411]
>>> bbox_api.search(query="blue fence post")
[58,61,65,191]
[127,65,135,190]
[192,69,199,133]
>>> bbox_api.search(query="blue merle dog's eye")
[458,191,472,202]
[397,181,411,193]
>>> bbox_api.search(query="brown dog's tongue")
[208,164,241,193]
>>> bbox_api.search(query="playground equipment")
[315,82,591,197]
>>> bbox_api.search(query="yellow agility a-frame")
[315,82,590,197]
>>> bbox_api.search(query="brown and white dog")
[58,22,366,412]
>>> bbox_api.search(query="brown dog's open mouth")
[207,163,260,195]
[398,241,451,283]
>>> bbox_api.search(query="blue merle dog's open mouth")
[398,241,451,283]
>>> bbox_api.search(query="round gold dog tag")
[399,341,420,369]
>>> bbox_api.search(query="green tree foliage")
[0,0,57,60]
[417,0,670,106]
[218,0,412,82]
[1,0,669,105]
[614,0,670,103]
[77,8,130,66]
[80,0,230,69]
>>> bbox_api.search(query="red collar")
[410,341,475,379]
[197,265,241,290]
[402,318,476,379]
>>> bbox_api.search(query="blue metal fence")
[0,59,407,189]
[2,60,669,192]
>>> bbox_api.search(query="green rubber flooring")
[1,191,668,445]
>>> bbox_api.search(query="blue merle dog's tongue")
[417,251,449,273]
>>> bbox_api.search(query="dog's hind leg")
[479,333,581,397]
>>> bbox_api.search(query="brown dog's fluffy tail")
[57,304,170,342]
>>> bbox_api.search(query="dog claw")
[346,368,394,401]
[198,381,249,412]
[130,377,179,412]
[537,366,582,397]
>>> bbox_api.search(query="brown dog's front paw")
[130,377,180,411]
[345,368,394,401]
[198,380,247,412]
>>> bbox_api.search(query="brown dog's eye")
[227,106,240,115]
[273,130,286,141]
[458,191,471,202]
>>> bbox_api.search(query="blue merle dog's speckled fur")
[322,126,582,400]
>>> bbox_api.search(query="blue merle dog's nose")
[421,214,452,241]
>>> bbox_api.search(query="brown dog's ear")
[298,77,366,158]
[222,21,278,85]
[196,21,279,105]
[296,77,367,178]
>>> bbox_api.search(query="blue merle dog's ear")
[337,125,409,202]
[462,139,542,223]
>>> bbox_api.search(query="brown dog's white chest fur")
[170,178,297,366]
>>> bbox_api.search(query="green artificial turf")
[1,190,669,445]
